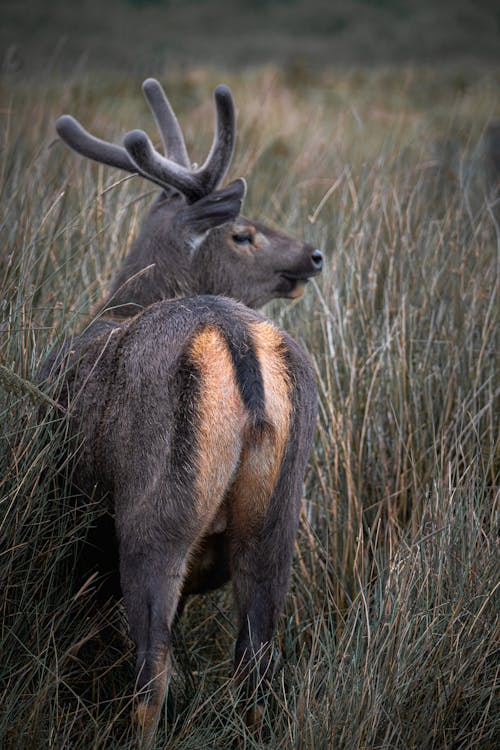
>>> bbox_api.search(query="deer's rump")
[52,295,313,598]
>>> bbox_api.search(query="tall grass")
[1,66,498,748]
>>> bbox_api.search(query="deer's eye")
[232,231,253,245]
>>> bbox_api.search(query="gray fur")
[48,80,322,740]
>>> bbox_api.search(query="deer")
[46,78,322,743]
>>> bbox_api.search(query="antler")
[124,85,236,204]
[142,78,191,168]
[55,115,173,192]
[55,81,237,204]
[56,115,139,175]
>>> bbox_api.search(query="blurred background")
[2,0,500,75]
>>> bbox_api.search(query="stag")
[47,79,322,742]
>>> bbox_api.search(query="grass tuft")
[1,65,498,748]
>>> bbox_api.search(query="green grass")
[1,65,499,748]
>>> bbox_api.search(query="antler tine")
[142,78,191,168]
[56,115,169,189]
[123,85,237,204]
[56,115,139,174]
[196,85,236,195]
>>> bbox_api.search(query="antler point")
[142,77,160,93]
[55,114,74,130]
[123,129,149,149]
[215,84,232,100]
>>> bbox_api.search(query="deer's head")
[56,79,322,315]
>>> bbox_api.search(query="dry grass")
[1,65,498,749]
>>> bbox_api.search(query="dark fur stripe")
[187,296,267,430]
[222,326,266,429]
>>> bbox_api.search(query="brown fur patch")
[227,224,268,255]
[246,704,265,730]
[136,700,158,730]
[289,280,307,299]
[135,650,169,740]
[229,321,292,535]
[188,326,247,531]
[252,232,267,252]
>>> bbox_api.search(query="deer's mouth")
[279,258,322,282]
[278,273,311,299]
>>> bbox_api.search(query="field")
[1,62,499,748]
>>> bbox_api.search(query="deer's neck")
[100,199,192,319]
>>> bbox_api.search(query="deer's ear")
[175,178,246,234]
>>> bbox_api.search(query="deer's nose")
[311,248,323,272]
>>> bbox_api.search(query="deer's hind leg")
[115,326,248,742]
[116,508,198,743]
[228,433,301,713]
[117,482,240,743]
[229,351,317,724]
